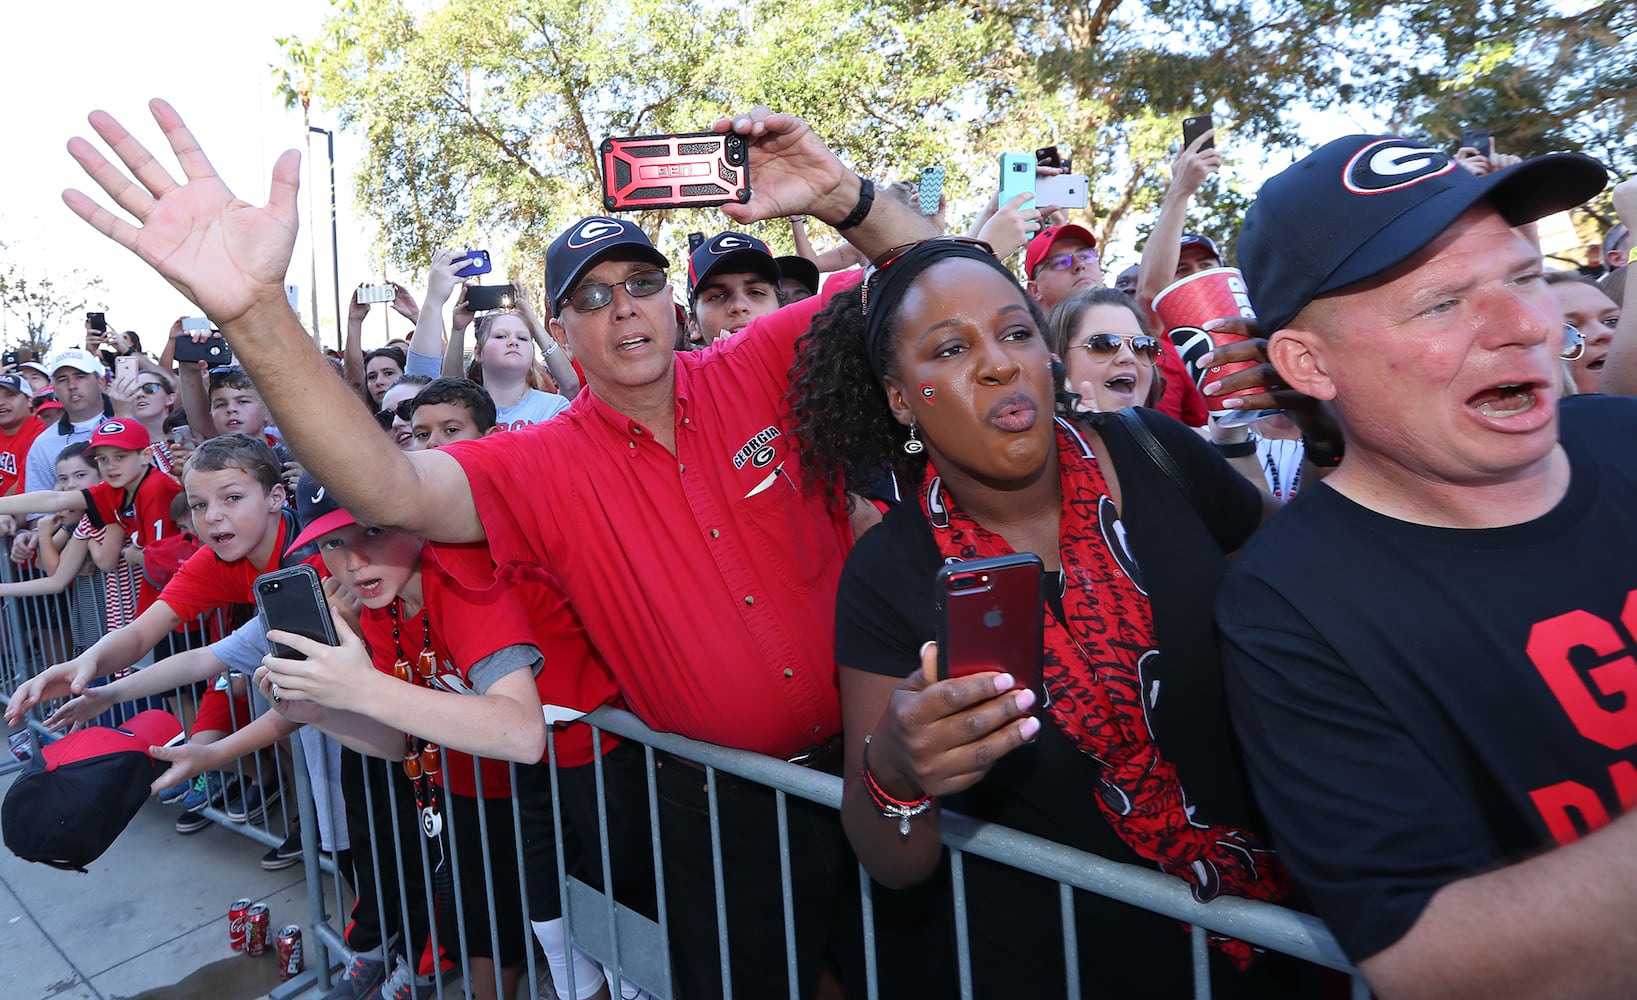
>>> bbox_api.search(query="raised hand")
[61,99,302,329]
[713,107,853,226]
[390,282,420,322]
[3,658,97,726]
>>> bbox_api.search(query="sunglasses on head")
[374,399,415,430]
[560,269,668,313]
[1561,323,1585,362]
[860,237,995,314]
[1074,332,1160,364]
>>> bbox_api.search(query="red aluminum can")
[228,898,253,952]
[1152,266,1260,412]
[245,903,271,955]
[276,925,304,980]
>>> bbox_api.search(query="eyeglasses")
[561,269,668,313]
[374,399,415,430]
[136,383,168,395]
[861,237,995,314]
[1036,249,1100,275]
[1561,323,1585,362]
[1073,332,1160,365]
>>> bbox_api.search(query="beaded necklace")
[389,600,443,839]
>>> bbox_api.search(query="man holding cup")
[1218,135,1637,997]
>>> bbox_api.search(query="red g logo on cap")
[1343,140,1457,195]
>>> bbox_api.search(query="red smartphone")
[600,131,750,212]
[935,554,1045,692]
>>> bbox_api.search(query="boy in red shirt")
[4,433,294,829]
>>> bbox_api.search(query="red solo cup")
[1153,267,1269,421]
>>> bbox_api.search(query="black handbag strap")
[1110,406,1203,513]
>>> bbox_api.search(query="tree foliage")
[288,0,1631,280]
[0,248,106,358]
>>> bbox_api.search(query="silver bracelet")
[542,338,559,357]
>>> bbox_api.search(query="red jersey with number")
[81,468,184,612]
[0,419,43,497]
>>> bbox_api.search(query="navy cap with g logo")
[1237,134,1607,334]
[687,231,780,300]
[546,217,670,311]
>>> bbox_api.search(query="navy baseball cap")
[688,232,780,300]
[1238,135,1607,334]
[774,255,821,296]
[1179,233,1220,259]
[546,217,669,311]
[286,474,355,554]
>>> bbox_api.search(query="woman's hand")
[390,282,420,322]
[977,192,1047,260]
[1196,318,1341,445]
[62,99,301,330]
[864,642,1039,801]
[450,283,475,334]
[424,249,469,307]
[261,603,379,714]
[107,369,142,418]
[347,284,372,326]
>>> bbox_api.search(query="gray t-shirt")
[405,348,569,430]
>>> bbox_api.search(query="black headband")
[862,241,1019,383]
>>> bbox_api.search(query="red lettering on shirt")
[1528,761,1637,846]
[1525,591,1637,751]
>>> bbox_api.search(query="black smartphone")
[465,284,517,313]
[1035,145,1062,170]
[175,335,232,365]
[934,554,1045,696]
[86,312,107,333]
[687,232,706,253]
[255,565,339,661]
[1183,114,1215,151]
[1459,128,1492,155]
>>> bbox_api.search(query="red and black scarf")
[920,416,1291,967]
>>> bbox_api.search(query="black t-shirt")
[838,409,1290,996]
[1220,393,1637,964]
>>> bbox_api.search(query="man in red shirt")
[0,373,44,499]
[60,101,934,999]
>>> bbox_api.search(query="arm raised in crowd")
[1136,130,1219,314]
[408,250,466,378]
[1596,178,1636,397]
[61,99,485,544]
[514,284,579,397]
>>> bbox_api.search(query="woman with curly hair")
[786,238,1314,996]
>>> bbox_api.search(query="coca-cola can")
[245,903,271,955]
[276,925,304,980]
[227,898,253,951]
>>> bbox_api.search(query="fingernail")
[994,673,1015,692]
[1202,379,1222,396]
[1222,397,1244,409]
[1020,716,1041,741]
[1203,318,1224,331]
[1014,688,1036,712]
[1197,351,1216,367]
[735,117,750,129]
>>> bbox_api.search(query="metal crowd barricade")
[1,546,1366,999]
[280,705,1367,1000]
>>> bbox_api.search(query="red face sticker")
[920,383,936,402]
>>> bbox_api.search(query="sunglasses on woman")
[374,398,415,430]
[1561,323,1585,362]
[136,382,168,395]
[560,269,668,313]
[1073,332,1160,365]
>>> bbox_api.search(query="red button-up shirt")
[445,289,852,757]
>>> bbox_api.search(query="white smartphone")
[1035,173,1089,209]
[284,283,301,313]
[356,284,396,305]
[180,317,211,333]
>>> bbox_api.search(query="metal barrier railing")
[2,546,1368,1000]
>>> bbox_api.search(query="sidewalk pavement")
[1,764,323,1000]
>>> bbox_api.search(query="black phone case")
[255,565,339,661]
[465,284,517,312]
[1183,115,1215,150]
[174,336,232,365]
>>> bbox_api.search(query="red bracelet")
[861,735,933,836]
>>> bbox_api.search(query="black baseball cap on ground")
[3,710,184,872]
[546,217,669,311]
[687,232,781,301]
[1238,135,1608,334]
[774,255,821,296]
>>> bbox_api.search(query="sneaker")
[178,772,235,812]
[322,950,387,1000]
[157,778,191,806]
[378,956,454,1000]
[260,827,303,871]
[175,807,212,834]
[226,780,280,823]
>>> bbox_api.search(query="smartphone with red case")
[600,131,750,212]
[935,554,1045,692]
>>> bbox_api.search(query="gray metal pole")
[309,126,342,353]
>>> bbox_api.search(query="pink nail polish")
[1020,716,1041,740]
[994,673,1015,692]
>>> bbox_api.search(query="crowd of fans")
[0,96,1633,1000]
